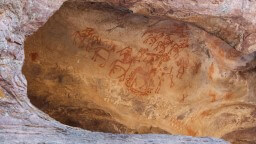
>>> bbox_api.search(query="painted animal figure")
[91,44,116,67]
[154,34,174,53]
[143,32,165,47]
[72,28,101,51]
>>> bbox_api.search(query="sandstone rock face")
[101,0,256,55]
[3,0,256,143]
[0,0,227,143]
[23,1,256,143]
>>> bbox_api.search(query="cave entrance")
[22,1,170,134]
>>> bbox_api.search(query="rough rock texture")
[22,1,256,143]
[100,0,256,55]
[3,0,256,144]
[0,0,229,144]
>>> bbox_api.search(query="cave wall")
[24,0,256,141]
[3,0,256,143]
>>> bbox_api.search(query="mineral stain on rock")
[0,90,4,98]
[29,52,39,61]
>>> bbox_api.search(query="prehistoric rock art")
[20,1,256,143]
[4,0,256,143]
[70,22,195,97]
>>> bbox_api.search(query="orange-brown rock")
[4,0,256,143]
[22,1,256,143]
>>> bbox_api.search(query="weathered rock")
[23,0,256,143]
[3,0,256,143]
[0,0,228,143]
[98,0,256,54]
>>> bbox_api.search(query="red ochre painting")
[72,24,201,97]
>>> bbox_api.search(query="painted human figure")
[109,47,134,81]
